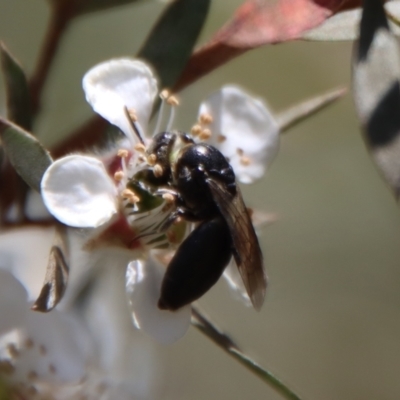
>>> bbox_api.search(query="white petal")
[83,58,158,143]
[0,271,28,334]
[223,260,252,307]
[41,155,118,228]
[199,85,280,184]
[126,257,191,344]
[0,227,55,302]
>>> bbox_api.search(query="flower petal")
[83,58,158,143]
[0,270,28,334]
[41,155,118,228]
[223,261,252,307]
[126,256,191,344]
[199,85,280,184]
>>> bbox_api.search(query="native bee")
[139,131,267,311]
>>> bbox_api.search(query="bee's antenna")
[124,106,145,145]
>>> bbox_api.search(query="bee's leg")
[158,216,232,311]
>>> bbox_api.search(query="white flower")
[40,58,279,343]
[0,227,157,399]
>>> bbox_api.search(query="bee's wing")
[207,179,267,310]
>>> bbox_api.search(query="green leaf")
[277,87,347,132]
[138,0,210,90]
[0,118,52,192]
[0,42,32,131]
[352,0,400,198]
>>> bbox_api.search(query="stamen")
[191,124,202,136]
[166,104,176,131]
[240,156,251,166]
[24,338,34,349]
[122,189,140,204]
[114,171,124,182]
[153,164,163,178]
[199,128,212,141]
[134,143,146,153]
[199,112,213,125]
[154,92,167,136]
[160,89,170,100]
[147,154,157,166]
[117,149,129,158]
[217,134,226,143]
[236,148,244,156]
[123,106,145,145]
[138,155,146,163]
[127,108,138,122]
[167,95,179,106]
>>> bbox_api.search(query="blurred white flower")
[0,227,157,399]
[40,58,279,343]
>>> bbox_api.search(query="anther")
[199,113,213,125]
[162,193,175,203]
[114,171,124,182]
[122,189,140,204]
[191,124,202,136]
[147,154,157,166]
[236,148,244,156]
[24,338,34,349]
[134,143,146,152]
[153,164,163,178]
[199,128,212,141]
[167,95,179,106]
[117,149,129,158]
[127,108,138,122]
[217,134,226,143]
[240,156,251,166]
[160,89,170,100]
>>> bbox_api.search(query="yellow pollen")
[153,164,163,178]
[217,134,226,143]
[122,189,140,204]
[162,193,175,203]
[134,143,146,152]
[199,128,212,141]
[236,148,244,156]
[127,108,138,122]
[167,95,179,106]
[191,124,202,136]
[240,156,251,166]
[114,171,124,182]
[199,113,213,125]
[160,89,170,100]
[117,149,129,158]
[147,153,157,166]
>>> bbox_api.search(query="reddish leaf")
[174,0,361,91]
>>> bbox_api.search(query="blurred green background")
[2,1,400,399]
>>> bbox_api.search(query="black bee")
[142,131,267,311]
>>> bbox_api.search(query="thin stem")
[29,1,75,117]
[191,306,304,400]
